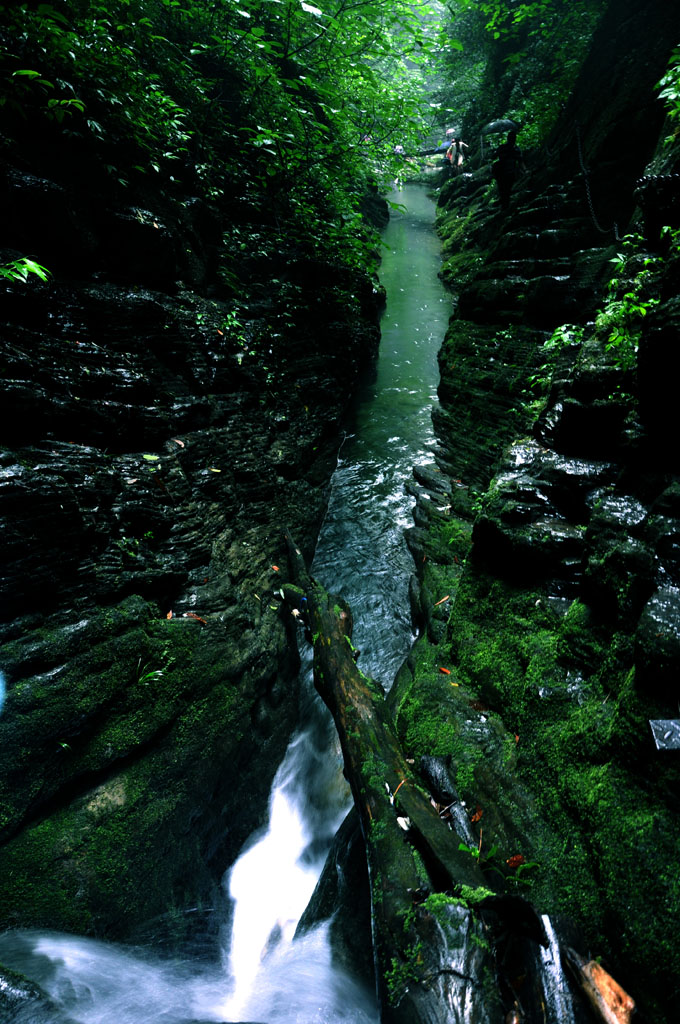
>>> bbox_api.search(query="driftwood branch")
[564,948,636,1024]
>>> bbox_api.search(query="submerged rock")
[0,963,76,1024]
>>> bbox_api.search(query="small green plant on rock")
[543,323,585,353]
[458,838,505,883]
[0,257,50,283]
[136,643,175,686]
[384,940,424,1005]
[116,535,140,558]
[657,44,680,143]
[137,663,164,685]
[594,241,661,372]
[526,322,584,403]
[457,884,495,906]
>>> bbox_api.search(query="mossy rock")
[0,593,299,937]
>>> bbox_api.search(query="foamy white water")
[220,722,351,1020]
[540,914,577,1023]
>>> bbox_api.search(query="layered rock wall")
[393,10,680,1018]
[0,152,383,939]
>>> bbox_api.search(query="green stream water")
[313,183,451,686]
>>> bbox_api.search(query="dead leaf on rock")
[183,612,207,625]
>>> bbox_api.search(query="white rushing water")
[217,688,357,1023]
[539,915,577,1024]
[0,185,450,1024]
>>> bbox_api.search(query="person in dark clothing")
[491,130,524,208]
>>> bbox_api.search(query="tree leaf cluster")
[437,0,607,149]
[657,44,680,144]
[0,1,445,273]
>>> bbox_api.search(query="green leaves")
[657,45,680,143]
[441,0,605,150]
[0,258,51,284]
[0,0,446,290]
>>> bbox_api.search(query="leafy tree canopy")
[1,0,450,275]
[437,0,606,149]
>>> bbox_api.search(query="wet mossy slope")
[395,5,680,1018]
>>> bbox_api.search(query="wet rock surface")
[636,586,680,692]
[0,157,382,939]
[295,809,373,987]
[396,39,680,1020]
[0,962,77,1024]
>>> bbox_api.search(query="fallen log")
[284,531,508,1023]
[563,948,636,1024]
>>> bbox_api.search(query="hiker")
[491,129,525,208]
[449,136,468,171]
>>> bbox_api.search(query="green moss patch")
[404,563,680,1017]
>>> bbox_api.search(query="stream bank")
[388,33,680,1023]
[0,149,385,950]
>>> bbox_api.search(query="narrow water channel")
[216,182,451,1024]
[0,184,451,1024]
[312,182,449,686]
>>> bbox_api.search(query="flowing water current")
[0,185,451,1024]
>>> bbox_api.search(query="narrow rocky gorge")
[0,151,385,944]
[2,0,680,1020]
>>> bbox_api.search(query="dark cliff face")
[393,8,680,1022]
[539,0,678,231]
[0,130,382,939]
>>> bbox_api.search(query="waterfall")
[539,915,577,1023]
[215,675,357,1023]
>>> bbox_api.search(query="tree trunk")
[284,531,505,1023]
[284,532,643,1023]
